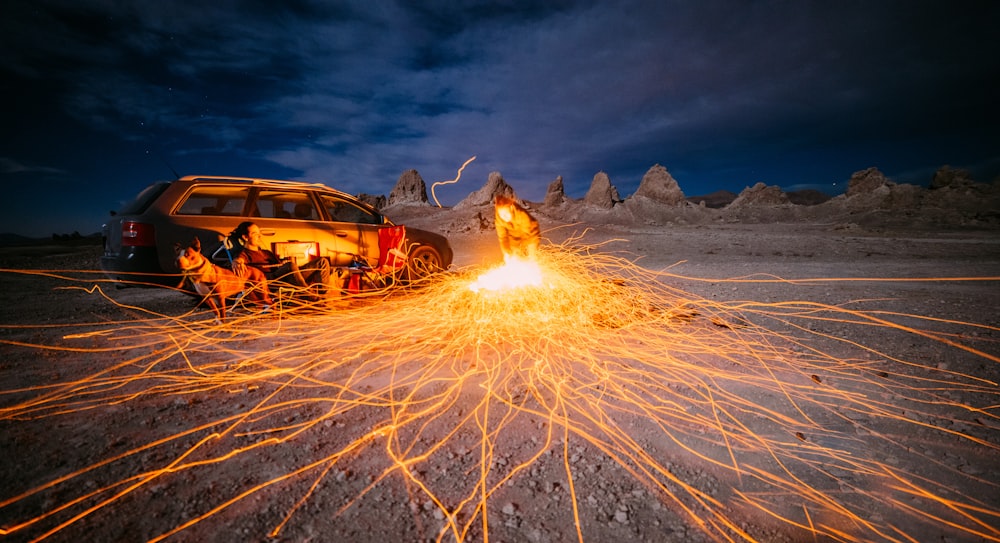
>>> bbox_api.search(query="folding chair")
[346,225,408,293]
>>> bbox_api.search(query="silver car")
[101,175,453,285]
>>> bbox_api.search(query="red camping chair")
[346,225,408,293]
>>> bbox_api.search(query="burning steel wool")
[0,237,999,543]
[468,257,543,292]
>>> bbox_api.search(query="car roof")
[175,175,383,214]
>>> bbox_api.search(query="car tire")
[405,244,444,281]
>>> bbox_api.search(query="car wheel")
[405,244,443,281]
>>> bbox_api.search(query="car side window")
[320,195,381,224]
[254,190,317,220]
[175,186,249,215]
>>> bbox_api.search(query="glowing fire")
[467,256,544,292]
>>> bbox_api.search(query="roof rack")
[178,175,351,194]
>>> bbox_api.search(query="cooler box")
[272,241,319,266]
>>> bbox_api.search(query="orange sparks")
[0,241,998,543]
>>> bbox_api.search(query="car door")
[317,193,381,266]
[249,188,351,264]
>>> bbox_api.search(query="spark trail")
[0,243,998,542]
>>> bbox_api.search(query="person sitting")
[229,221,331,300]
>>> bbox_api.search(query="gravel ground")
[1,219,998,543]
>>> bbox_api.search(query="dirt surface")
[1,220,999,543]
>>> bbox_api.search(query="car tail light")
[121,221,156,247]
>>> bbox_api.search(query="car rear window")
[119,182,171,215]
[175,186,250,216]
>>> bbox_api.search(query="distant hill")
[685,189,831,208]
[0,233,36,246]
[786,189,832,206]
[686,190,738,208]
[0,232,102,247]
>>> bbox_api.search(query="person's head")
[495,194,515,222]
[232,221,262,249]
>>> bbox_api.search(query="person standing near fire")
[494,194,540,261]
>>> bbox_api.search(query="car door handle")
[334,231,348,238]
[260,229,277,237]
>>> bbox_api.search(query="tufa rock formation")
[845,167,893,197]
[632,164,686,205]
[356,193,387,210]
[930,165,977,191]
[583,171,620,209]
[918,165,1000,224]
[544,176,568,207]
[839,167,921,211]
[362,162,998,229]
[388,169,430,206]
[455,171,516,209]
[728,182,790,207]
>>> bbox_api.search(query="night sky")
[2,1,998,237]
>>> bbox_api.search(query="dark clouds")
[1,0,998,235]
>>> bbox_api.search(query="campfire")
[468,256,544,293]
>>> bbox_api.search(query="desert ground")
[1,209,998,543]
